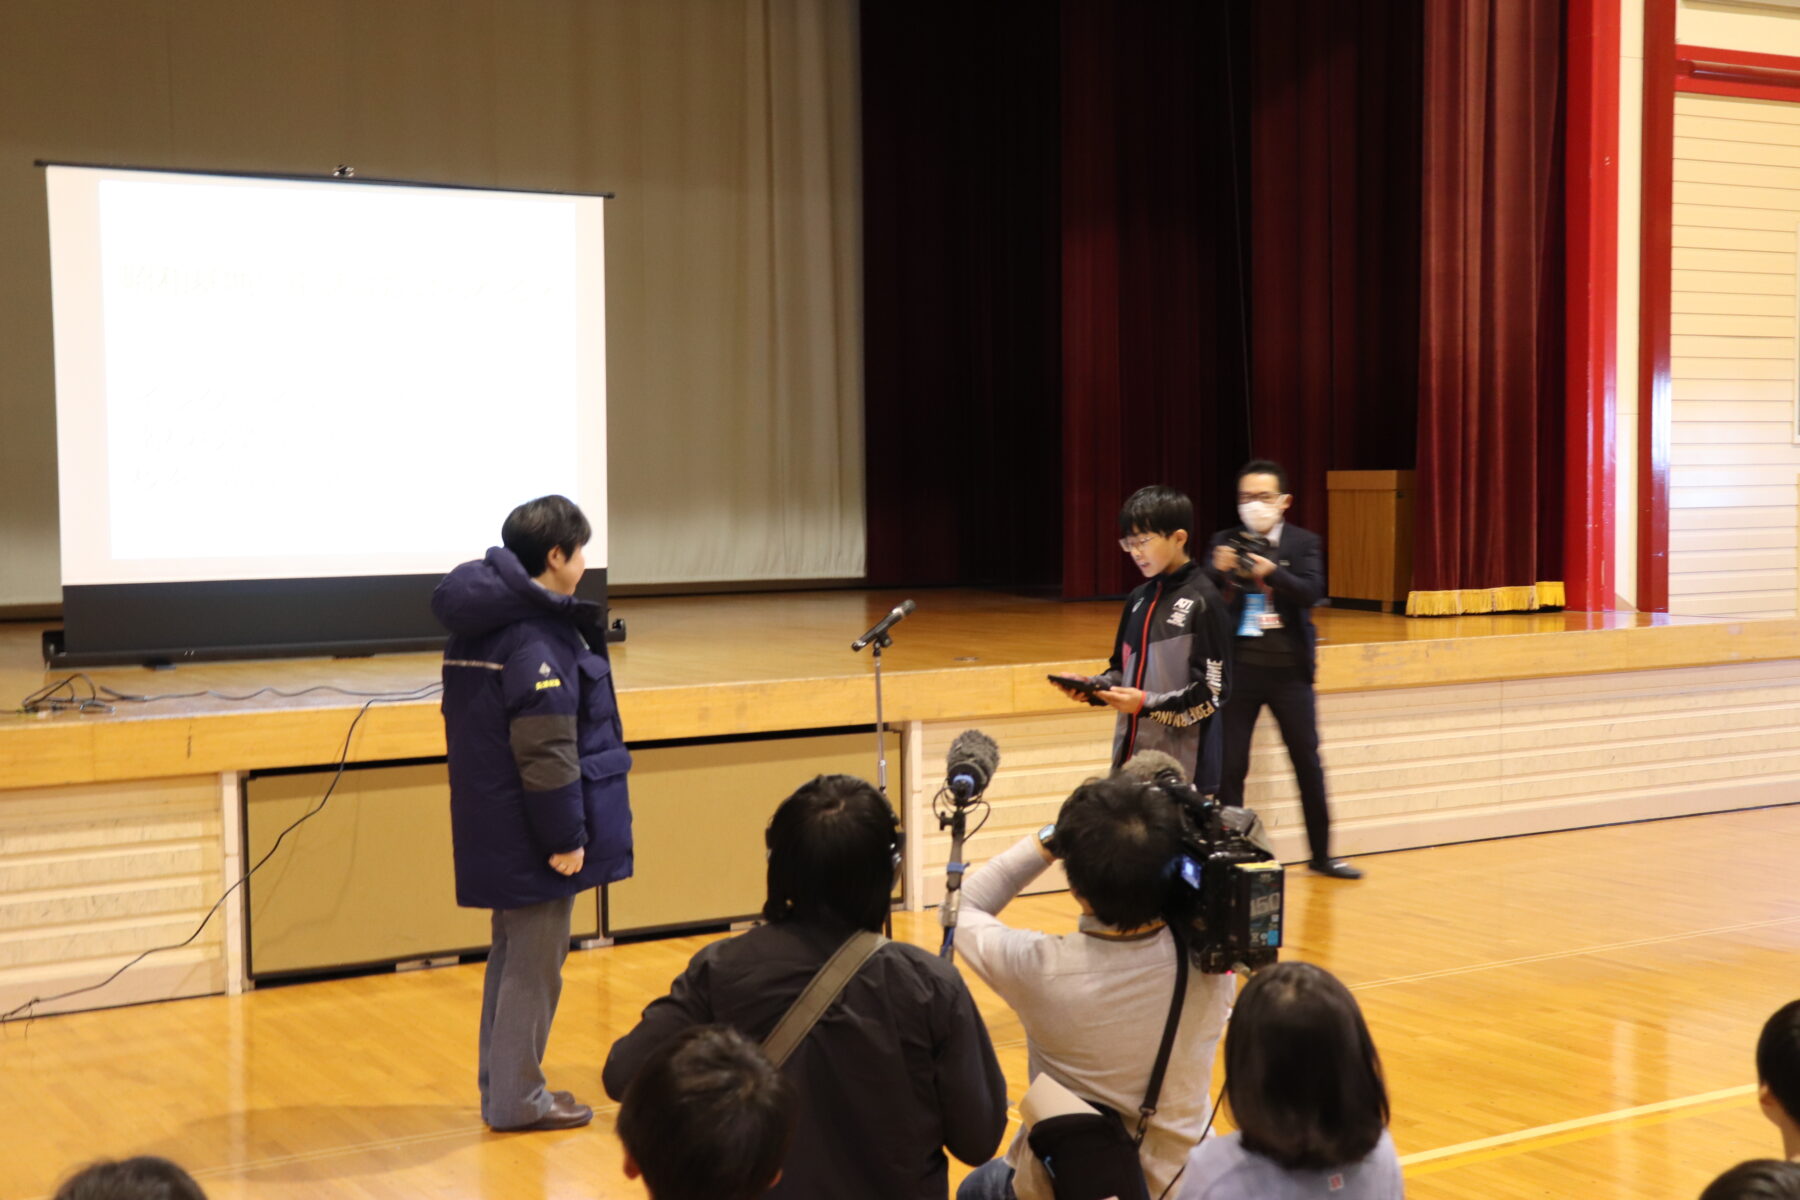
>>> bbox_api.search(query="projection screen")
[42,164,608,664]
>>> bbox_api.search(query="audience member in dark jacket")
[604,775,1007,1200]
[434,494,633,1132]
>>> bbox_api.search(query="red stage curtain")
[1411,0,1567,615]
[1248,2,1422,546]
[860,2,1063,590]
[1059,0,1252,599]
[862,1,1432,599]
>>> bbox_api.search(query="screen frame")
[38,161,613,665]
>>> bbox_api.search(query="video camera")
[1145,765,1285,974]
[1224,531,1273,586]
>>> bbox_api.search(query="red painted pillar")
[1564,0,1621,612]
[1638,0,1676,614]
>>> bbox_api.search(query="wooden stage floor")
[6,586,1794,792]
[4,803,1796,1200]
[0,586,1752,727]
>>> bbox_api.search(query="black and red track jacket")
[1089,558,1233,782]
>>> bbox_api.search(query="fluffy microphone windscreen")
[945,729,999,790]
[1118,748,1188,784]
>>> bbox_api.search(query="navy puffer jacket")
[432,547,633,910]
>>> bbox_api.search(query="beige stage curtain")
[0,0,863,602]
[594,0,865,584]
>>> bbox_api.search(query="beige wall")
[1680,0,1800,54]
[1668,91,1800,618]
[0,0,863,604]
[1656,2,1800,618]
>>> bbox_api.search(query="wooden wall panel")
[0,775,225,1017]
[908,659,1800,901]
[1669,89,1800,619]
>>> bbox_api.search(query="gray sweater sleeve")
[953,836,1055,999]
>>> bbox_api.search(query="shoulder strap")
[761,929,888,1068]
[1135,923,1190,1144]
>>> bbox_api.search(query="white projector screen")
[43,164,609,661]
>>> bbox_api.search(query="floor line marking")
[1349,915,1800,990]
[178,1100,628,1181]
[185,1128,493,1177]
[1397,1084,1758,1172]
[1402,1094,1758,1178]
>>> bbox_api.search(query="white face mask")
[1238,501,1281,534]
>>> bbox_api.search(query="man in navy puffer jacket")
[432,494,633,1132]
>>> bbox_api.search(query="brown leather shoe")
[491,1091,593,1132]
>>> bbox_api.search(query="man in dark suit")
[1205,460,1362,880]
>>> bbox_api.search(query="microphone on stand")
[853,599,914,796]
[852,599,915,652]
[938,728,1000,962]
[945,730,1000,804]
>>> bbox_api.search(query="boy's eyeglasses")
[1118,534,1163,552]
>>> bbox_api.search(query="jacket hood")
[432,546,580,637]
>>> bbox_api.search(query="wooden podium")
[1326,470,1416,611]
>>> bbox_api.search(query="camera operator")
[1205,460,1360,880]
[952,775,1235,1200]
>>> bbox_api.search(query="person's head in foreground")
[1226,961,1389,1171]
[54,1157,206,1200]
[1054,774,1185,929]
[1759,999,1800,1160]
[616,1025,797,1200]
[763,773,899,933]
[1699,1159,1800,1200]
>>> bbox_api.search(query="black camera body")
[1156,774,1285,974]
[1225,531,1272,585]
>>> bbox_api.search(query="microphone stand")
[869,633,892,795]
[938,789,973,962]
[852,602,912,795]
[858,632,895,939]
[850,603,912,933]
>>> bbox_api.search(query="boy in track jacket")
[1054,485,1233,792]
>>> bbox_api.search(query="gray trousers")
[478,894,576,1128]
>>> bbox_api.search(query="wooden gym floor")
[4,803,1796,1200]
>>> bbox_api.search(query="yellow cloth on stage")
[1405,581,1566,616]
